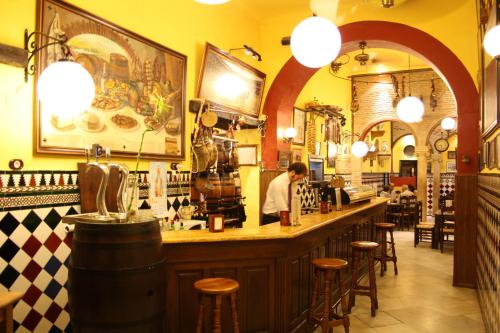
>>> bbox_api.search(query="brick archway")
[262,21,479,287]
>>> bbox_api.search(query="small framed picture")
[447,151,456,159]
[488,137,496,169]
[278,150,291,169]
[292,107,306,146]
[496,134,500,168]
[236,144,258,166]
[292,148,303,163]
[446,161,457,173]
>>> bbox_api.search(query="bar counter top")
[161,197,387,244]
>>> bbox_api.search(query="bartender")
[262,162,308,225]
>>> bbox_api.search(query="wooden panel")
[259,170,283,224]
[77,162,122,213]
[453,174,478,287]
[176,270,204,333]
[477,174,499,333]
[241,266,272,333]
[289,259,300,320]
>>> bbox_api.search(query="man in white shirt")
[400,184,415,197]
[262,162,308,225]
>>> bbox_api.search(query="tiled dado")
[426,173,456,214]
[0,170,191,332]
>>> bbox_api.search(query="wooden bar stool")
[194,278,240,333]
[308,258,350,333]
[348,241,379,317]
[374,223,398,277]
[0,291,24,333]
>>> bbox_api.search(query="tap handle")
[85,162,110,217]
[105,147,111,162]
[116,165,129,214]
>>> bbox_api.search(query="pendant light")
[441,117,456,131]
[396,55,424,123]
[484,25,500,59]
[290,16,341,68]
[351,140,369,157]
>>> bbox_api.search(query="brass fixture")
[382,0,394,8]
[354,41,369,66]
[330,54,350,74]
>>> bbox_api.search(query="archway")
[262,21,478,287]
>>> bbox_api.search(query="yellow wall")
[392,135,417,173]
[439,134,458,173]
[361,122,392,173]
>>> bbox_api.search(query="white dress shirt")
[263,172,296,215]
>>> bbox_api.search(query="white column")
[415,146,429,220]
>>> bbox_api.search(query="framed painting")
[237,144,258,166]
[483,59,499,137]
[327,142,336,168]
[292,107,306,146]
[277,150,291,169]
[197,43,266,119]
[35,0,187,159]
[292,148,303,163]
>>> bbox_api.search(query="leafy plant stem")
[127,128,153,214]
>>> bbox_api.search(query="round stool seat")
[375,222,396,229]
[312,258,348,270]
[194,278,239,295]
[352,241,379,250]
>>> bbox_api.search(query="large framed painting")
[292,107,306,146]
[483,59,499,137]
[35,0,187,159]
[197,43,266,119]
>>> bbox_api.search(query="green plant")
[127,93,173,215]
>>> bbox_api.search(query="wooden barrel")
[233,172,242,198]
[68,218,165,333]
[205,173,221,209]
[221,173,236,206]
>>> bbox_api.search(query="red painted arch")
[262,21,479,174]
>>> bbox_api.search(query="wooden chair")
[399,196,413,230]
[437,195,455,253]
[386,203,403,229]
[0,291,24,333]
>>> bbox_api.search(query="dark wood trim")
[0,43,28,68]
[163,203,385,332]
[453,174,478,288]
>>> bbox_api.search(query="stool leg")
[308,268,321,330]
[380,231,387,276]
[389,229,398,275]
[338,269,350,333]
[213,295,222,333]
[367,250,378,317]
[195,294,206,333]
[230,292,240,333]
[348,251,360,313]
[321,270,333,333]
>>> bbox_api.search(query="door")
[399,160,417,177]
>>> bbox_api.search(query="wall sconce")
[229,45,262,61]
[484,25,500,60]
[24,29,95,118]
[282,127,297,143]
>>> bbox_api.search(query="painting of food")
[35,0,186,159]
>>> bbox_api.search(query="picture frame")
[292,107,306,146]
[327,142,336,168]
[197,43,266,119]
[482,59,499,137]
[236,144,258,166]
[446,161,457,173]
[497,134,500,169]
[292,148,303,163]
[487,137,497,169]
[447,151,456,160]
[35,0,187,160]
[277,150,291,169]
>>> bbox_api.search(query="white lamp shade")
[351,140,369,157]
[290,16,341,68]
[37,61,95,118]
[441,117,456,130]
[195,0,230,4]
[484,25,500,58]
[284,127,297,139]
[396,96,424,123]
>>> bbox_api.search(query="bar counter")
[162,198,387,333]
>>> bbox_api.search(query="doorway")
[400,160,417,177]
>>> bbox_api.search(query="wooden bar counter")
[162,198,387,333]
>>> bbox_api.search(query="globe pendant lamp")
[440,117,456,131]
[37,60,95,118]
[351,140,369,157]
[290,16,341,68]
[396,56,424,123]
[483,25,500,59]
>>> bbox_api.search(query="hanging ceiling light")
[441,117,456,131]
[483,25,500,59]
[194,0,230,4]
[290,16,341,68]
[396,55,424,123]
[351,140,369,157]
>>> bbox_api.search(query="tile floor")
[314,231,485,333]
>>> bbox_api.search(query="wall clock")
[434,138,449,152]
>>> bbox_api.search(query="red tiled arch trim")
[262,21,479,174]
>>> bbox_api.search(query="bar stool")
[0,291,24,333]
[374,223,398,277]
[349,241,379,317]
[308,258,350,333]
[194,277,240,333]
